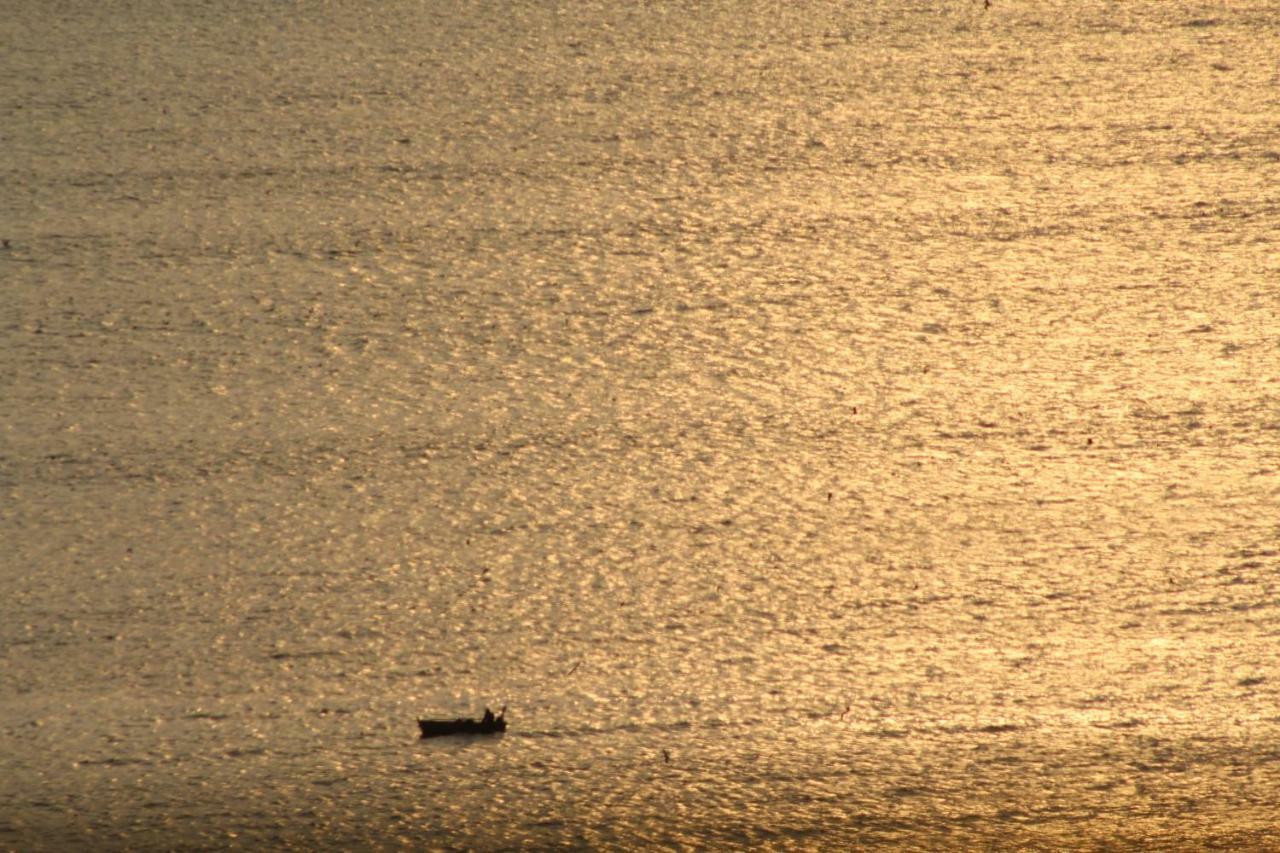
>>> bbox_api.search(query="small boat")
[418,707,506,738]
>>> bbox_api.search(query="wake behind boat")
[418,707,506,738]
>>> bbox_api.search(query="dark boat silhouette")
[418,707,506,738]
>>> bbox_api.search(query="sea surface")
[3,0,1280,848]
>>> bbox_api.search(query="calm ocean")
[3,0,1280,848]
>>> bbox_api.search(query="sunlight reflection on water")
[3,0,1280,848]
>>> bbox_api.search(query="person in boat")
[482,707,495,725]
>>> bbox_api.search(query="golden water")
[3,0,1279,847]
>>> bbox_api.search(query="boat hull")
[418,717,507,738]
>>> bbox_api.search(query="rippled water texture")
[3,0,1280,848]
